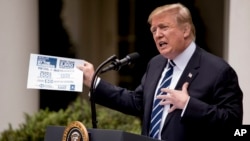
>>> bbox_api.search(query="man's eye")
[151,28,156,33]
[162,26,169,30]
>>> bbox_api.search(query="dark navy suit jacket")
[93,46,243,141]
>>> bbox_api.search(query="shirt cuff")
[88,77,101,97]
[181,96,190,117]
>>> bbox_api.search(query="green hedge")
[0,96,141,141]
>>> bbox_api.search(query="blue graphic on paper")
[59,60,75,69]
[70,85,75,91]
[37,56,57,68]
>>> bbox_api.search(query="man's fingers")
[168,105,176,113]
[182,82,189,93]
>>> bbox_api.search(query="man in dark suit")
[78,3,243,141]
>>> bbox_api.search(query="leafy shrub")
[0,96,141,141]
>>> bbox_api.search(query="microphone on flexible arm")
[89,52,139,128]
[100,52,140,74]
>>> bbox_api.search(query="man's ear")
[183,23,191,39]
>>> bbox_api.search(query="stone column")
[224,0,250,124]
[0,0,38,132]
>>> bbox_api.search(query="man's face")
[150,12,187,59]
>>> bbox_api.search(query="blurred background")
[0,0,249,133]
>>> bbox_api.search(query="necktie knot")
[169,60,176,68]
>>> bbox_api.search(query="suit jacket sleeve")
[93,77,144,117]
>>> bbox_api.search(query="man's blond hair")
[148,3,196,40]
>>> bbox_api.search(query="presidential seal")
[62,121,89,141]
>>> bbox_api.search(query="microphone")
[100,52,140,73]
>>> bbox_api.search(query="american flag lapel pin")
[188,73,193,78]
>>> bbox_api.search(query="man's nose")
[155,29,163,38]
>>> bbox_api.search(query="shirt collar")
[172,41,196,70]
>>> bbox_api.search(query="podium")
[44,125,160,141]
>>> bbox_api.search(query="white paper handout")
[27,53,84,92]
